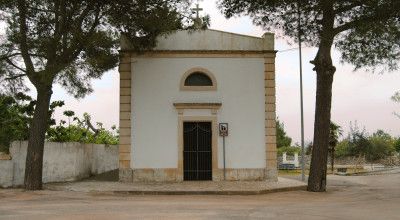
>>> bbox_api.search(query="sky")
[5,0,400,144]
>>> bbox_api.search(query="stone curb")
[338,167,400,176]
[106,185,307,196]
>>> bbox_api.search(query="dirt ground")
[0,173,399,220]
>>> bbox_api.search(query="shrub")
[276,119,292,148]
[46,112,118,145]
[394,138,400,153]
[367,130,395,161]
[278,146,301,156]
[0,94,31,153]
[335,125,397,161]
[335,139,350,158]
[0,94,119,152]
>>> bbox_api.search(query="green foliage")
[305,142,313,155]
[218,0,400,191]
[218,0,400,71]
[94,129,119,145]
[393,92,400,119]
[0,1,195,189]
[63,110,75,126]
[328,121,343,160]
[394,138,400,153]
[0,93,30,153]
[393,92,400,102]
[276,119,292,148]
[335,123,397,161]
[46,125,119,145]
[275,119,298,155]
[327,121,343,165]
[46,111,118,145]
[278,146,301,156]
[336,17,400,72]
[0,0,191,94]
[329,122,342,149]
[0,93,63,152]
[335,139,350,158]
[0,93,115,152]
[367,130,396,161]
[63,110,75,117]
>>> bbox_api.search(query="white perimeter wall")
[131,58,265,169]
[0,141,118,188]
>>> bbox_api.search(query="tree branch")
[84,114,99,137]
[334,2,399,34]
[334,15,376,34]
[0,53,22,61]
[16,0,35,74]
[27,6,55,13]
[5,58,27,73]
[334,2,363,14]
[50,0,64,62]
[57,2,100,73]
[5,73,27,80]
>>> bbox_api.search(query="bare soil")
[0,173,399,220]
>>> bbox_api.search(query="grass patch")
[279,169,305,176]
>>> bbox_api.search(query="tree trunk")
[24,86,53,190]
[307,0,336,192]
[307,45,335,192]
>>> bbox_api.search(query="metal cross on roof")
[191,3,203,20]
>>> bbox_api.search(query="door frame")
[178,116,218,181]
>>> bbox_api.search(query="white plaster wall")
[0,160,13,188]
[0,141,118,187]
[131,58,265,169]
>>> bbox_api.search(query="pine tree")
[218,0,400,191]
[0,0,190,190]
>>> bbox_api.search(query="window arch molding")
[180,67,217,91]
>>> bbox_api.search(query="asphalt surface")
[0,173,399,220]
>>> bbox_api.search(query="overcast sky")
[11,0,399,143]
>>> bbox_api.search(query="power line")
[278,46,310,53]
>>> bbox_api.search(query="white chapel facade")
[118,29,277,182]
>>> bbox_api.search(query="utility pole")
[297,0,306,182]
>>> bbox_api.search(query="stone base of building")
[119,168,133,182]
[223,168,267,181]
[132,168,178,182]
[124,168,272,182]
[265,168,278,181]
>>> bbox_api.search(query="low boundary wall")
[0,141,118,188]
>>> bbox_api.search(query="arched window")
[180,68,217,91]
[184,72,213,86]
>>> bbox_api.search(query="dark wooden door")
[183,122,212,181]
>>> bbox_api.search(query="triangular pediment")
[121,29,274,51]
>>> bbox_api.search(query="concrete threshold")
[44,177,307,195]
[110,185,307,196]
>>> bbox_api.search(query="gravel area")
[1,173,400,219]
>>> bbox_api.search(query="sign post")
[219,123,228,180]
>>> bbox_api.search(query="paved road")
[0,173,399,220]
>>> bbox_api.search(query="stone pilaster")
[119,53,133,182]
[265,53,278,181]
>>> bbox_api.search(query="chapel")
[117,28,277,182]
